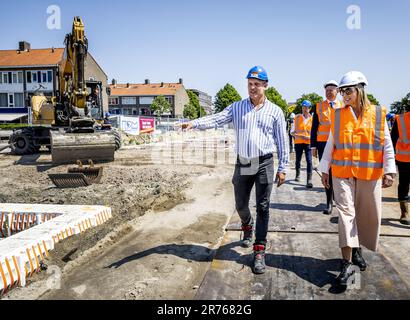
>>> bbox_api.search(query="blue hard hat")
[386,112,395,120]
[246,66,268,82]
[301,100,312,107]
[105,112,111,117]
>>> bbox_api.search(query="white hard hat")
[338,71,368,88]
[324,80,338,88]
[290,113,296,119]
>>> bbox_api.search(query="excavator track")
[51,130,116,164]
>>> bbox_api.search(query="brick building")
[0,42,108,122]
[108,79,189,118]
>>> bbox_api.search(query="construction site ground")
[0,129,409,300]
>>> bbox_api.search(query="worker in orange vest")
[291,100,313,188]
[391,96,410,225]
[318,71,396,286]
[311,80,342,215]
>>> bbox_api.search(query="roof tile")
[110,83,184,96]
[0,48,64,67]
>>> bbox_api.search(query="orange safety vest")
[331,105,386,180]
[316,100,342,142]
[294,114,312,144]
[395,112,410,162]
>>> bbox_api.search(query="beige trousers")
[332,177,382,252]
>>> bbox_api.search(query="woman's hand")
[321,173,331,189]
[382,173,395,188]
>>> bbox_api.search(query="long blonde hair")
[355,86,372,115]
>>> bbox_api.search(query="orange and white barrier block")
[0,204,112,295]
[0,252,23,295]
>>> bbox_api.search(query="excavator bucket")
[48,160,103,188]
[51,131,116,165]
[48,172,92,188]
[68,160,103,183]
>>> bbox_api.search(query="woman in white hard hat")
[317,71,396,286]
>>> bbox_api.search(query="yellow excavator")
[9,17,121,164]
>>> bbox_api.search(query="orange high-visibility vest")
[294,114,312,144]
[331,105,386,180]
[316,100,342,142]
[395,112,410,162]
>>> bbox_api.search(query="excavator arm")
[50,16,118,164]
[10,16,120,163]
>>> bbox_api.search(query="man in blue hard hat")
[176,66,289,274]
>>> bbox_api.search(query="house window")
[42,72,47,83]
[0,73,2,84]
[47,71,53,83]
[122,97,137,105]
[140,97,154,105]
[140,108,149,115]
[8,72,12,84]
[14,93,24,107]
[3,73,8,84]
[123,108,137,115]
[109,97,119,105]
[0,93,7,107]
[37,71,42,83]
[12,73,17,84]
[32,72,37,83]
[8,93,14,107]
[18,72,23,83]
[27,72,32,83]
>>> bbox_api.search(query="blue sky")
[2,0,410,108]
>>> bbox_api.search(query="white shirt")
[317,107,397,175]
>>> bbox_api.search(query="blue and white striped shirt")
[192,98,290,173]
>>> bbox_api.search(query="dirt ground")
[0,131,236,300]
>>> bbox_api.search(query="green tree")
[390,93,410,114]
[186,90,205,118]
[367,94,380,106]
[151,95,171,124]
[265,87,290,118]
[295,93,324,114]
[214,83,242,113]
[183,103,198,119]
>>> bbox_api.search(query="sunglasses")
[340,87,357,96]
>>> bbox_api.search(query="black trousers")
[232,154,274,246]
[397,161,410,201]
[295,143,312,174]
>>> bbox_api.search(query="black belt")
[259,153,273,161]
[237,153,273,165]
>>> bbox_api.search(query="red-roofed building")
[0,41,108,122]
[109,79,189,117]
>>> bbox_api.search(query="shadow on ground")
[105,241,346,294]
[270,202,324,212]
